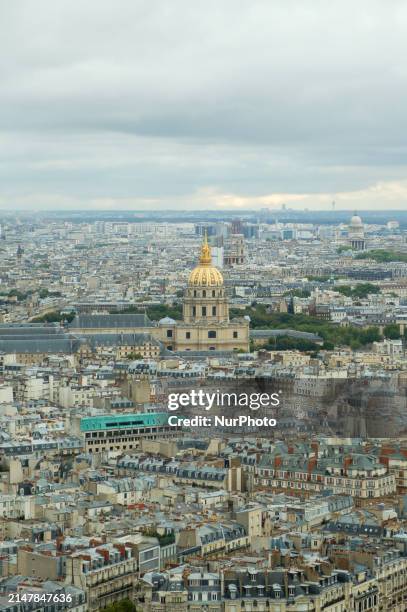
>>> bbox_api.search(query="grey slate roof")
[0,338,83,353]
[0,324,84,353]
[85,333,161,347]
[0,323,63,336]
[69,313,152,329]
[0,321,161,355]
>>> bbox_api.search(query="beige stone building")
[156,234,249,352]
[65,543,138,611]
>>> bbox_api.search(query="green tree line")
[355,249,407,263]
[233,305,405,350]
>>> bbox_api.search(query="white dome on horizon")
[350,214,363,227]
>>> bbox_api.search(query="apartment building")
[72,412,181,454]
[256,452,396,500]
[65,543,137,611]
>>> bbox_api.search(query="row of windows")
[191,306,217,317]
[86,427,165,438]
[167,329,239,339]
[193,289,218,297]
[87,433,178,452]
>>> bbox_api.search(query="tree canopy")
[231,304,382,349]
[355,249,407,263]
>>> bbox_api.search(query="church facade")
[156,234,250,352]
[348,214,366,251]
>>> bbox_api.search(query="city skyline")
[1,4,407,608]
[0,211,406,610]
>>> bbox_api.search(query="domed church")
[157,233,249,352]
[348,213,366,251]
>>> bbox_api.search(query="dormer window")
[228,584,237,600]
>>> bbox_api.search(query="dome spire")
[188,229,223,286]
[199,229,212,266]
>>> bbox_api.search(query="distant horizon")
[0,190,407,212]
[0,207,406,214]
[1,207,406,227]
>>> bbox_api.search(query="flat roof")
[80,412,170,431]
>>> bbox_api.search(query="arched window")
[203,290,206,297]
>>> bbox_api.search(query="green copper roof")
[80,412,170,432]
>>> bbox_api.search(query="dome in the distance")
[350,214,363,227]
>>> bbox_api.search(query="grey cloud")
[0,0,407,209]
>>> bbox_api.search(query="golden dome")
[188,232,224,287]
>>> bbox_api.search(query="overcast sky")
[1,1,407,211]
